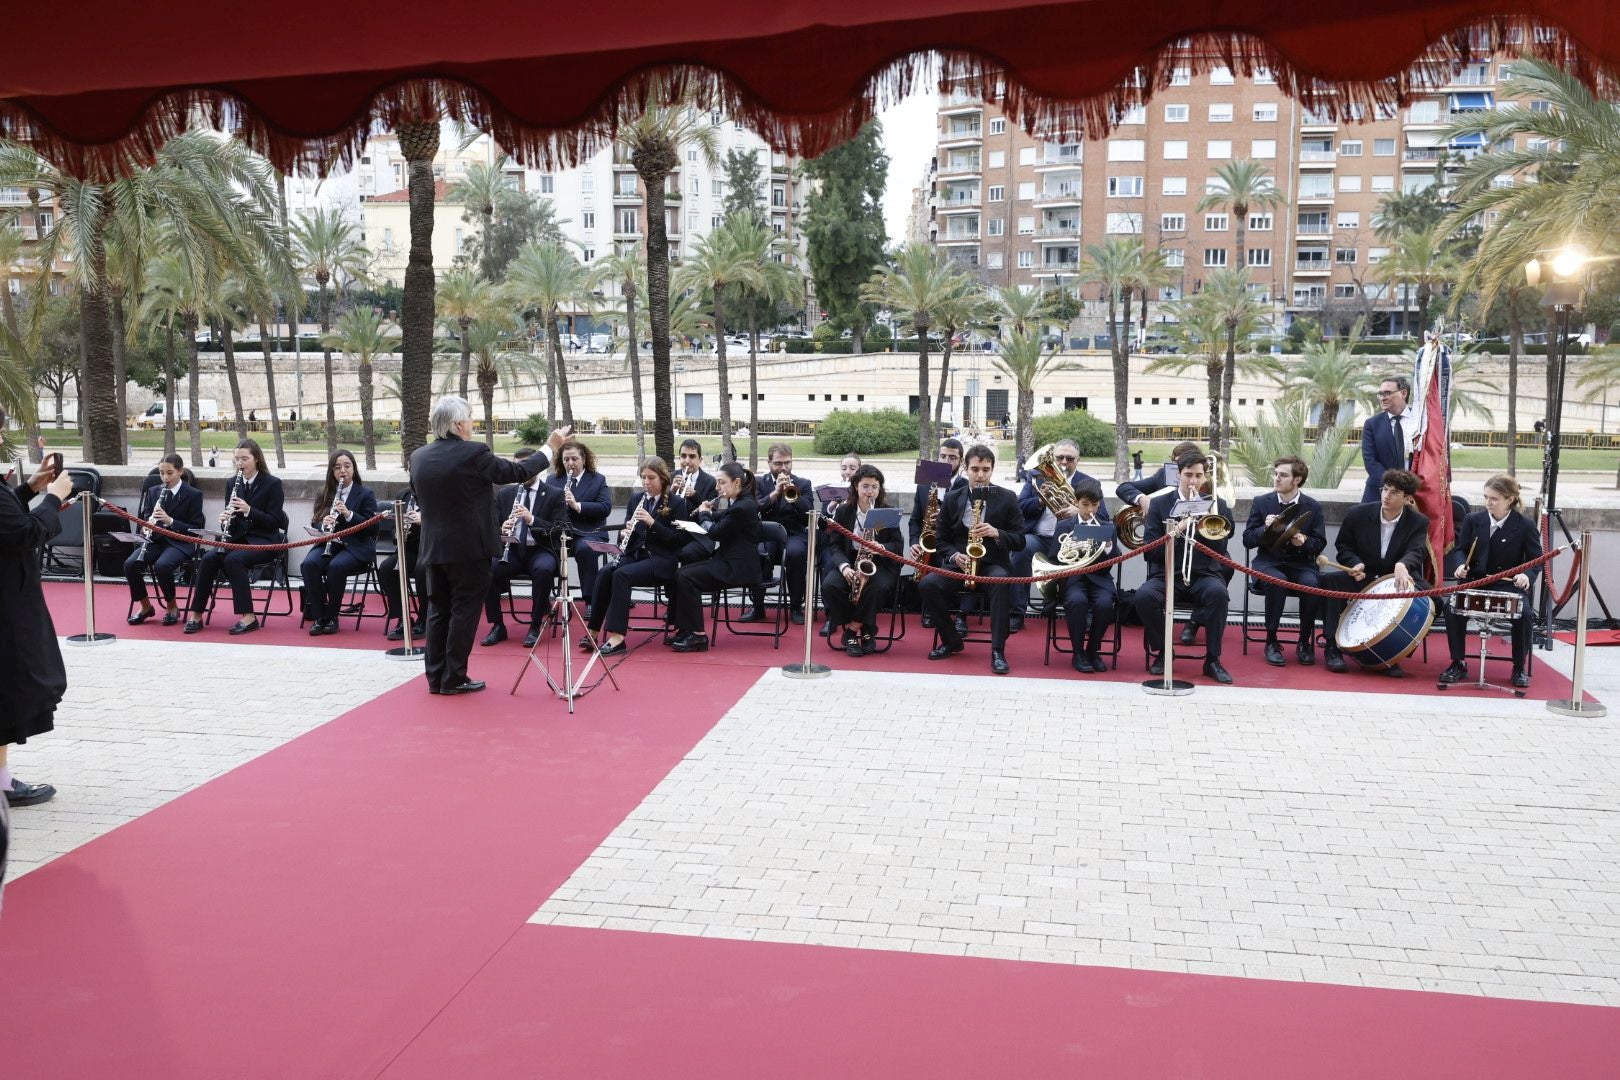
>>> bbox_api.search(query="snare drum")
[1454,588,1525,621]
[1336,574,1436,670]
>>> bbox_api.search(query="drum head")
[1335,574,1436,668]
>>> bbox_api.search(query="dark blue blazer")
[139,482,205,557]
[756,474,812,535]
[223,473,287,547]
[1018,470,1113,529]
[696,495,763,584]
[310,483,380,565]
[1456,509,1542,590]
[1361,410,1411,502]
[549,470,612,535]
[620,491,690,574]
[1142,487,1232,583]
[1242,491,1327,574]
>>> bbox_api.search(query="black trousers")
[920,566,1012,649]
[589,557,674,635]
[300,547,368,623]
[425,559,490,690]
[125,545,188,605]
[571,531,606,605]
[674,563,751,634]
[1319,570,1431,654]
[1062,573,1117,655]
[1258,562,1319,642]
[753,532,807,607]
[821,565,898,632]
[1446,584,1532,669]
[378,548,428,622]
[679,537,716,564]
[1137,573,1227,659]
[485,546,558,627]
[190,548,276,617]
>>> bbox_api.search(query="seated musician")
[1133,451,1235,684]
[184,440,287,636]
[125,453,204,626]
[669,463,761,653]
[583,457,689,656]
[1320,468,1429,676]
[1241,455,1327,667]
[1054,481,1117,674]
[908,438,966,628]
[482,463,567,649]
[1014,438,1110,629]
[746,443,812,625]
[1440,474,1540,690]
[299,449,380,636]
[919,444,1026,676]
[821,465,902,658]
[378,486,426,642]
[548,440,613,614]
[1119,439,1207,647]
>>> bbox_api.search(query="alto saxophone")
[848,510,878,605]
[914,487,942,580]
[963,491,987,591]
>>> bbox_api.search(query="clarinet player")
[125,453,204,626]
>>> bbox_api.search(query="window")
[1298,176,1332,198]
[1162,176,1188,196]
[1254,67,1276,85]
[712,178,724,195]
[1163,140,1188,159]
[1335,247,1357,264]
[986,217,1005,236]
[1529,100,1552,115]
[1204,248,1228,267]
[1340,140,1363,157]
[987,185,1005,201]
[1163,248,1185,267]
[1253,102,1278,122]
[1251,139,1276,159]
[1017,250,1034,269]
[691,178,701,195]
[686,148,698,162]
[1169,67,1191,86]
[1336,211,1361,229]
[1017,216,1034,234]
[582,247,594,262]
[581,172,595,192]
[539,174,554,194]
[1117,104,1146,125]
[1408,100,1442,123]
[1248,248,1272,267]
[617,173,637,196]
[1108,176,1144,197]
[1204,213,1228,231]
[987,251,1005,269]
[1208,103,1233,122]
[454,226,464,250]
[1210,66,1235,84]
[687,210,699,229]
[1207,140,1232,159]
[989,118,1007,134]
[1164,104,1190,123]
[1368,247,1390,263]
[1105,212,1142,234]
[712,214,722,228]
[988,150,1006,168]
[1374,138,1397,156]
[1108,140,1146,161]
[382,226,394,248]
[618,209,638,233]
[1338,175,1363,193]
[1248,212,1273,231]
[1160,213,1186,232]
[581,211,595,230]
[1371,175,1395,193]
[1017,181,1035,200]
[1019,147,1037,165]
[1334,284,1358,299]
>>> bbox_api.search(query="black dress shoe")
[444,679,486,695]
[1264,642,1285,667]
[951,616,969,640]
[579,633,599,651]
[1512,669,1531,689]
[1296,642,1316,666]
[183,619,204,635]
[859,633,877,657]
[790,610,805,625]
[670,632,709,653]
[843,630,863,659]
[1203,659,1234,684]
[737,607,764,623]
[308,621,324,637]
[386,625,405,642]
[920,613,935,629]
[1008,614,1024,634]
[1147,654,1164,676]
[523,626,541,648]
[598,639,627,657]
[1325,648,1347,673]
[228,619,260,636]
[1384,664,1408,679]
[128,607,155,626]
[480,624,508,647]
[161,610,181,626]
[1179,623,1198,646]
[1086,652,1107,672]
[990,650,1010,675]
[928,641,964,660]
[411,622,426,637]
[321,619,341,636]
[1438,661,1468,684]
[1072,654,1095,674]
[820,619,834,637]
[5,778,56,807]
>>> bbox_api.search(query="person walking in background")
[1132,449,1144,480]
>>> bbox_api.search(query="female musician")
[125,453,204,626]
[669,462,761,653]
[378,487,427,641]
[548,439,613,608]
[299,450,380,636]
[184,439,288,636]
[1441,473,1541,689]
[582,457,690,655]
[821,464,902,657]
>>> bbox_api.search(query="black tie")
[1391,414,1405,465]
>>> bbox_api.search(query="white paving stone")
[533,669,1620,1006]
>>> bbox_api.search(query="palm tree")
[592,245,649,462]
[1278,319,1380,427]
[291,208,370,454]
[1081,238,1173,478]
[992,329,1074,460]
[140,250,211,465]
[1155,276,1277,454]
[322,307,395,469]
[620,95,721,463]
[1197,159,1285,269]
[859,243,972,451]
[1577,347,1620,444]
[1231,398,1359,487]
[1376,224,1459,336]
[710,217,802,467]
[446,154,510,282]
[443,316,547,448]
[437,268,490,400]
[396,119,441,463]
[504,240,588,428]
[1201,270,1274,454]
[932,282,990,433]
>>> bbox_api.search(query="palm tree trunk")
[714,296,734,462]
[539,324,556,425]
[1108,294,1128,481]
[1207,359,1222,445]
[359,355,376,470]
[1220,324,1238,455]
[222,326,248,441]
[548,314,574,426]
[397,119,440,466]
[933,339,955,431]
[1017,385,1035,461]
[478,368,497,449]
[624,282,646,463]
[1507,299,1523,476]
[458,318,472,400]
[637,161,676,463]
[111,289,129,461]
[748,325,760,471]
[163,320,177,456]
[915,330,933,453]
[186,316,203,466]
[79,215,122,464]
[319,282,337,455]
[258,321,285,467]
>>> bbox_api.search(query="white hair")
[430,396,472,439]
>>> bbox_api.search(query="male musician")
[1440,474,1540,689]
[919,444,1026,675]
[548,440,612,612]
[485,455,570,649]
[1360,375,1414,503]
[410,396,568,695]
[908,437,966,628]
[1134,451,1235,684]
[1014,438,1111,625]
[1242,455,1327,666]
[1320,468,1430,676]
[1116,440,1201,514]
[673,439,719,506]
[1055,481,1117,674]
[745,442,813,625]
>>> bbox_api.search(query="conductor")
[410,396,569,694]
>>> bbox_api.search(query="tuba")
[1026,445,1078,516]
[1112,504,1146,549]
[1031,527,1108,601]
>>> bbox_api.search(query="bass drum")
[1336,573,1435,670]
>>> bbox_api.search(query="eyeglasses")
[1376,390,1398,398]
[1054,455,1078,463]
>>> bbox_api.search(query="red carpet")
[1554,629,1620,646]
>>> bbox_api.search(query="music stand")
[510,524,619,712]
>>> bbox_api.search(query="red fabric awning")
[2,1,1616,176]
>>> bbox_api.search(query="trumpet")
[780,478,799,502]
[322,489,347,556]
[964,490,987,591]
[219,470,244,535]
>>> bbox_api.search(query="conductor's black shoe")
[1203,659,1234,685]
[1179,623,1198,646]
[523,626,541,648]
[1512,669,1531,689]
[1438,661,1468,684]
[670,632,709,653]
[444,679,486,695]
[480,624,508,646]
[1324,648,1347,673]
[990,651,1010,675]
[1264,642,1285,667]
[1147,654,1164,676]
[737,607,764,623]
[928,641,964,661]
[5,778,56,807]
[1296,642,1316,666]
[1072,654,1094,674]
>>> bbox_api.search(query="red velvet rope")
[1541,514,1584,608]
[91,495,386,553]
[1190,540,1562,601]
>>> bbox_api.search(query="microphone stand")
[510,523,619,711]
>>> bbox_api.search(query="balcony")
[1035,223,1082,242]
[1296,222,1331,236]
[1296,189,1335,205]
[613,228,641,241]
[1301,112,1337,131]
[1293,260,1331,275]
[1042,255,1081,271]
[1292,289,1327,307]
[939,124,983,149]
[937,157,982,178]
[1034,186,1082,207]
[941,96,983,116]
[612,187,641,204]
[939,229,981,244]
[936,193,981,214]
[1298,150,1337,167]
[1036,150,1083,172]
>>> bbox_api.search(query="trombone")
[1178,453,1233,584]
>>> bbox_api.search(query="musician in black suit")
[1116,439,1200,514]
[822,465,904,658]
[184,439,287,636]
[1241,455,1328,667]
[1134,451,1236,684]
[409,396,568,694]
[483,463,569,650]
[920,445,1027,675]
[1053,481,1117,674]
[378,486,427,642]
[125,453,204,627]
[1014,438,1111,625]
[584,457,690,655]
[549,439,613,608]
[1440,474,1541,689]
[908,437,966,626]
[670,463,762,652]
[1320,468,1430,676]
[673,438,721,564]
[299,449,381,636]
[745,442,813,624]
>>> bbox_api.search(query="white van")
[140,399,220,427]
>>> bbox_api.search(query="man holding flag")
[1407,333,1456,583]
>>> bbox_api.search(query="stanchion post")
[1144,521,1193,695]
[385,499,423,660]
[67,493,115,647]
[1548,530,1606,717]
[782,507,831,679]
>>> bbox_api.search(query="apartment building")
[1,185,71,294]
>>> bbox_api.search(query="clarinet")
[220,470,245,537]
[135,489,167,562]
[322,488,346,556]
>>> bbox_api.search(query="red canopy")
[3,1,1616,175]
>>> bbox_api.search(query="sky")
[876,83,940,244]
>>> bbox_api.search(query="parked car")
[584,334,614,353]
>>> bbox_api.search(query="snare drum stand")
[1440,612,1524,699]
[511,526,620,712]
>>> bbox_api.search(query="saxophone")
[963,491,987,591]
[914,487,942,580]
[848,508,878,605]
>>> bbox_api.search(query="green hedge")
[512,413,551,446]
[1348,340,1587,356]
[1030,409,1115,458]
[811,409,920,455]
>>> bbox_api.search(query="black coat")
[0,483,66,744]
[222,472,287,546]
[409,435,549,565]
[936,484,1026,571]
[696,495,763,584]
[909,475,966,545]
[1457,509,1542,588]
[756,473,812,535]
[1242,491,1327,574]
[619,491,691,574]
[495,480,568,554]
[138,482,205,558]
[826,500,904,571]
[548,470,613,535]
[309,483,381,565]
[1335,502,1430,581]
[674,469,718,512]
[1142,487,1234,582]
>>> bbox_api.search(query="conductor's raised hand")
[547,425,573,451]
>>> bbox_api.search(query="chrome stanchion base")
[781,662,832,679]
[1142,677,1194,696]
[1547,698,1607,718]
[66,632,117,647]
[385,645,425,660]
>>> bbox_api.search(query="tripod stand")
[510,526,619,712]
